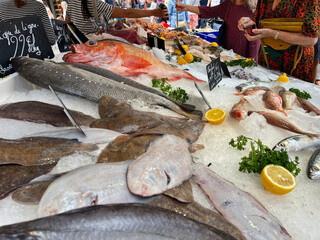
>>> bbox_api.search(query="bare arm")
[110,7,168,18]
[176,3,200,15]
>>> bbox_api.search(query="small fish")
[248,111,319,138]
[263,90,287,116]
[271,85,286,96]
[234,86,269,96]
[296,97,320,116]
[229,98,248,120]
[62,39,204,82]
[273,135,320,152]
[307,148,320,180]
[281,91,296,110]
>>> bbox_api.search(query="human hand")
[155,8,169,18]
[176,3,187,12]
[245,28,274,41]
[238,17,255,31]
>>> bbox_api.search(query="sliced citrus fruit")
[177,56,187,65]
[174,49,182,56]
[182,45,188,52]
[184,53,194,63]
[277,73,289,82]
[205,108,226,125]
[210,42,218,47]
[261,164,296,195]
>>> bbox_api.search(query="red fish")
[63,39,204,82]
[235,86,269,96]
[263,90,287,116]
[230,97,248,120]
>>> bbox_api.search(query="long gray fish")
[0,204,236,240]
[296,97,320,116]
[273,134,320,152]
[193,163,292,240]
[11,57,201,120]
[307,148,320,180]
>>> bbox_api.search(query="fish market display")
[0,164,57,200]
[27,127,123,144]
[273,134,320,152]
[91,96,205,143]
[307,148,320,180]
[1,204,236,240]
[38,161,150,217]
[235,86,269,96]
[280,91,296,110]
[62,39,203,82]
[229,98,249,120]
[127,134,192,197]
[271,86,286,96]
[11,57,201,120]
[149,195,243,240]
[263,90,287,116]
[193,163,292,240]
[248,111,319,138]
[0,137,98,166]
[296,97,320,116]
[0,101,97,127]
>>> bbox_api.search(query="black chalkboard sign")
[206,57,222,91]
[0,16,54,78]
[147,33,165,51]
[52,19,71,53]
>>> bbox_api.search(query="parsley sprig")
[289,88,311,100]
[229,135,300,176]
[152,78,189,103]
[224,59,258,69]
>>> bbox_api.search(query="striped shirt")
[0,0,56,45]
[67,0,114,35]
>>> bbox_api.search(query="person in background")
[139,0,147,9]
[168,0,189,29]
[58,1,68,21]
[313,37,320,85]
[197,0,210,28]
[0,0,56,45]
[148,0,157,22]
[238,0,319,83]
[66,0,168,35]
[42,0,55,23]
[186,0,199,30]
[176,0,260,60]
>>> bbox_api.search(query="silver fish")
[307,148,320,180]
[193,163,292,240]
[11,57,201,120]
[0,204,236,240]
[273,135,320,152]
[281,91,296,110]
[38,161,151,217]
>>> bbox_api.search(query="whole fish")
[307,148,320,180]
[0,137,98,166]
[272,134,320,152]
[0,101,97,127]
[0,204,236,240]
[0,163,57,200]
[127,134,192,197]
[27,127,123,144]
[271,85,286,96]
[296,97,320,116]
[281,91,296,110]
[193,163,292,240]
[248,111,319,138]
[62,39,204,82]
[263,90,287,116]
[91,96,205,143]
[234,86,269,96]
[38,161,151,217]
[229,98,248,120]
[11,57,202,120]
[149,195,244,240]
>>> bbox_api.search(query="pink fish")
[63,39,204,82]
[230,98,248,120]
[263,90,287,116]
[235,86,269,96]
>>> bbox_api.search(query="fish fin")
[277,108,288,117]
[120,54,152,70]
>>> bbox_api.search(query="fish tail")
[277,108,288,117]
[156,102,203,120]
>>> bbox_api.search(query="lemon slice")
[210,42,218,47]
[177,56,187,65]
[205,108,226,125]
[261,164,296,195]
[277,73,289,82]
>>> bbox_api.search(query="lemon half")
[205,108,226,125]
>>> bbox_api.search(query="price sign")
[0,16,54,78]
[147,33,165,51]
[52,19,71,53]
[206,57,222,91]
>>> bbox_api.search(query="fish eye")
[88,40,97,46]
[312,166,319,172]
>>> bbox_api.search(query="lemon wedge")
[210,42,218,47]
[182,45,188,52]
[177,56,187,65]
[173,49,182,56]
[184,53,194,63]
[277,73,289,82]
[235,55,241,58]
[205,108,226,125]
[261,164,296,195]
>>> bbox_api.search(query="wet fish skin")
[229,98,248,120]
[234,86,269,96]
[193,163,292,240]
[296,97,320,116]
[62,39,204,82]
[281,91,296,110]
[307,148,320,180]
[0,101,97,127]
[271,86,286,96]
[263,90,287,116]
[272,134,320,152]
[248,111,319,138]
[11,57,201,120]
[38,161,151,217]
[0,204,236,240]
[163,179,194,203]
[0,137,98,166]
[127,134,192,197]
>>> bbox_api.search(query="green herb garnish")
[229,135,300,176]
[152,78,189,103]
[289,88,311,100]
[192,55,202,63]
[224,59,258,68]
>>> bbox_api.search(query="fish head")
[307,163,320,180]
[62,40,119,66]
[272,140,289,151]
